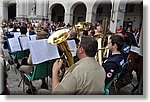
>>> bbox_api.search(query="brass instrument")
[94,34,105,65]
[47,29,74,67]
[95,19,111,65]
[74,22,92,37]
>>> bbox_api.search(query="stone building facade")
[1,0,142,33]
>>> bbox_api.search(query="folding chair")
[10,50,30,73]
[104,72,121,95]
[23,61,51,94]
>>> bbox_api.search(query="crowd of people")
[0,18,141,95]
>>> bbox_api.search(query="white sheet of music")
[26,31,30,37]
[8,28,13,32]
[28,39,60,64]
[130,46,143,56]
[13,32,21,38]
[0,27,3,35]
[29,35,37,41]
[8,38,22,52]
[19,37,29,50]
[46,43,60,60]
[67,40,77,57]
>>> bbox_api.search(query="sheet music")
[0,27,3,35]
[28,39,49,64]
[28,39,60,64]
[67,40,77,57]
[19,37,29,50]
[7,38,22,52]
[29,35,37,41]
[8,28,13,32]
[46,43,60,60]
[17,28,20,32]
[13,32,21,38]
[26,31,30,37]
[130,46,142,56]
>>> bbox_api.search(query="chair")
[10,50,30,73]
[23,61,51,94]
[104,72,121,95]
[11,50,30,60]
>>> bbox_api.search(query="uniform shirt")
[102,54,125,84]
[52,57,106,95]
[121,43,130,62]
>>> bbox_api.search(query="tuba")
[94,19,111,65]
[74,22,92,38]
[47,29,74,67]
[94,34,105,65]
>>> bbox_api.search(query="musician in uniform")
[19,31,49,94]
[52,36,106,95]
[102,35,125,85]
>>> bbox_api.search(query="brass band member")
[102,35,125,85]
[19,31,49,94]
[52,36,106,95]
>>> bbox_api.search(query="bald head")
[36,31,48,40]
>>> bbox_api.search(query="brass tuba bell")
[74,22,92,38]
[47,29,74,67]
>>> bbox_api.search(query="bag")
[116,62,133,90]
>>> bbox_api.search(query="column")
[16,0,25,19]
[116,9,125,29]
[86,5,95,25]
[2,2,8,20]
[0,0,3,26]
[109,0,127,33]
[86,12,96,25]
[86,12,92,23]
[43,0,48,20]
[109,1,118,33]
[64,13,71,25]
[48,13,52,21]
[26,0,29,17]
[110,11,118,33]
[36,0,44,19]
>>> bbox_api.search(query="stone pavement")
[7,66,51,95]
[6,65,138,95]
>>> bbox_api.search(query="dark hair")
[80,36,98,57]
[110,35,124,51]
[82,30,88,36]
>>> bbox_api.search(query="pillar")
[43,0,48,20]
[36,0,44,19]
[64,13,72,25]
[2,2,8,20]
[0,0,3,25]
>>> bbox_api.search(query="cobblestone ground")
[6,65,139,95]
[7,66,52,95]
